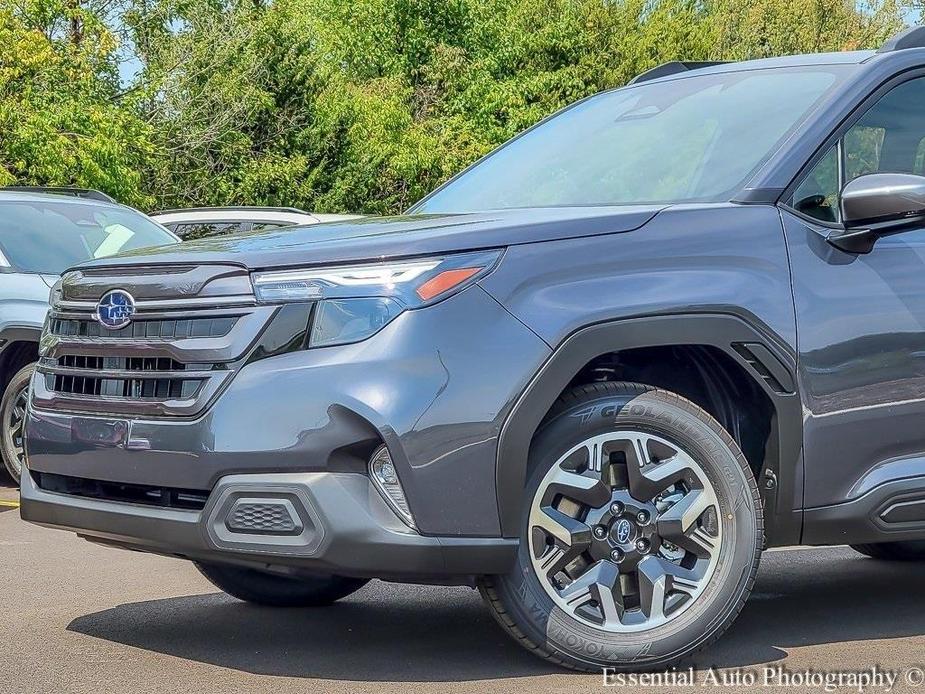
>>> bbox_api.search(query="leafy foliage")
[0,1,155,207]
[0,0,915,213]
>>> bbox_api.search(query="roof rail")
[878,25,925,53]
[153,206,309,215]
[0,186,116,203]
[628,61,729,85]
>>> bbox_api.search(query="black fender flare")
[0,325,43,360]
[494,313,803,545]
[0,325,43,345]
[0,325,42,390]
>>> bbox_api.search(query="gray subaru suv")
[0,189,177,483]
[22,27,925,671]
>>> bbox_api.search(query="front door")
[785,74,925,510]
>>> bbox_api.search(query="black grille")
[47,373,200,399]
[34,471,208,510]
[35,264,261,417]
[50,316,238,339]
[47,354,209,399]
[58,355,187,372]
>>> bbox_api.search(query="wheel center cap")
[611,518,637,545]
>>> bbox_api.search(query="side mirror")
[828,173,925,253]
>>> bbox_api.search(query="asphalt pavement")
[2,481,925,693]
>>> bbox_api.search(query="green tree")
[0,0,917,214]
[0,1,154,207]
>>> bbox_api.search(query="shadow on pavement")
[690,549,925,669]
[68,550,925,681]
[69,585,557,681]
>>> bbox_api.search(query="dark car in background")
[151,207,360,240]
[22,26,925,672]
[0,188,178,483]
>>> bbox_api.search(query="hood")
[75,206,665,272]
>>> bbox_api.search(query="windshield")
[413,66,849,213]
[0,200,178,274]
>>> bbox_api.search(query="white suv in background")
[151,206,361,240]
[0,187,179,483]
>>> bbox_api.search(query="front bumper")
[20,469,517,581]
[25,285,551,537]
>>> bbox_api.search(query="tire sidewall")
[497,386,760,670]
[0,363,34,483]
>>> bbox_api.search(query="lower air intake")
[225,500,300,535]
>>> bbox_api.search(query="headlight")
[252,250,501,348]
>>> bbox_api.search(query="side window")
[915,138,925,174]
[843,125,885,182]
[791,76,925,223]
[792,146,839,222]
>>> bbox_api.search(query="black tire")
[851,541,925,561]
[480,382,762,672]
[195,562,369,607]
[1,363,35,484]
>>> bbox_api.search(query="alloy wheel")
[528,430,722,632]
[5,384,27,476]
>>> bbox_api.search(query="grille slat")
[57,355,189,372]
[46,353,208,402]
[46,373,203,400]
[50,316,238,340]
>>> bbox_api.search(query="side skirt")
[803,476,925,545]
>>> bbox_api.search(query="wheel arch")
[495,313,803,546]
[0,326,41,393]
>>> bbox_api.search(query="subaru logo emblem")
[96,290,136,329]
[615,519,633,544]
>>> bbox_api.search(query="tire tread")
[195,562,369,607]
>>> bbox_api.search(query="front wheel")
[1,363,35,484]
[481,382,763,671]
[195,562,369,607]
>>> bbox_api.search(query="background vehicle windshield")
[0,200,177,274]
[414,66,848,213]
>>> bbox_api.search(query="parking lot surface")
[2,481,925,693]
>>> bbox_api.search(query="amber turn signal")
[415,267,481,302]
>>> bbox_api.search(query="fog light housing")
[369,445,415,529]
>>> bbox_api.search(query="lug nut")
[636,539,650,553]
[636,510,650,524]
[593,525,607,539]
[610,548,624,563]
[610,502,624,515]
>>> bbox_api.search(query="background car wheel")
[851,541,925,561]
[195,562,370,607]
[1,363,35,484]
[480,382,762,671]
